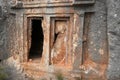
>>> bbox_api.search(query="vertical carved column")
[44,15,50,67]
[73,11,85,70]
[23,15,28,62]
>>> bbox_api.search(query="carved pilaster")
[73,11,85,70]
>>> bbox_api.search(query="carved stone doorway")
[27,17,44,62]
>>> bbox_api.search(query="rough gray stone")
[107,0,120,79]
[0,0,120,80]
[0,57,29,80]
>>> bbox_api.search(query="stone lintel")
[11,0,95,9]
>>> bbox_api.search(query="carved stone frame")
[23,14,44,62]
[48,16,73,70]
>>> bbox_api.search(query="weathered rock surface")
[0,0,120,80]
[0,56,28,80]
[107,0,120,80]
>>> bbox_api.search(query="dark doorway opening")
[29,19,44,60]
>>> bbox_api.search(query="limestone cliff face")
[107,0,120,80]
[0,0,17,60]
[0,0,120,80]
[0,0,9,60]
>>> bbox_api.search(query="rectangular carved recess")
[82,12,92,64]
[26,17,44,62]
[73,12,92,70]
[50,17,71,67]
[73,0,95,5]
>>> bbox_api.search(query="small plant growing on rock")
[74,77,82,80]
[0,66,8,80]
[55,71,64,80]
